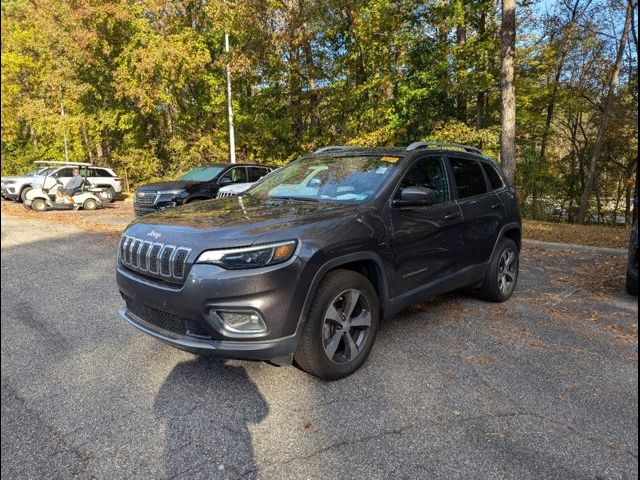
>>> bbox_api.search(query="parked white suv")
[31,165,123,202]
[1,168,45,202]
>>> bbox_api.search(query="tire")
[19,186,32,203]
[627,271,638,296]
[30,199,47,212]
[478,237,520,302]
[103,187,116,203]
[294,269,379,380]
[83,198,98,211]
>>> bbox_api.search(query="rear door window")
[449,158,489,199]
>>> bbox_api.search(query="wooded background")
[1,0,637,224]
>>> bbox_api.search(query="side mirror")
[219,177,232,186]
[393,187,439,207]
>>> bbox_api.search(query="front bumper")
[116,257,309,361]
[119,305,298,360]
[1,185,18,199]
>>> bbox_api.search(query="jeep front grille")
[119,235,192,284]
[216,191,236,198]
[135,192,157,205]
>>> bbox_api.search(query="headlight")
[196,240,297,269]
[158,189,185,196]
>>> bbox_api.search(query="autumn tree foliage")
[1,0,637,223]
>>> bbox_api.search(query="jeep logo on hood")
[146,230,162,240]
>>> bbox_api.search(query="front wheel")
[294,270,379,380]
[19,186,32,203]
[478,237,520,302]
[83,198,99,211]
[30,199,47,212]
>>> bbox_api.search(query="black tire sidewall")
[295,270,380,380]
[627,271,638,296]
[20,187,32,203]
[105,187,115,203]
[482,238,519,302]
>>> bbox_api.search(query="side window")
[481,163,505,190]
[248,167,270,182]
[449,158,488,199]
[56,168,73,178]
[229,167,248,183]
[396,157,450,204]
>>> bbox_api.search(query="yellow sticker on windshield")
[381,156,400,163]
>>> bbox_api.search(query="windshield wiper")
[271,196,320,202]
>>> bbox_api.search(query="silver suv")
[1,168,43,202]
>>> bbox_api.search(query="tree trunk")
[500,0,517,184]
[576,0,633,223]
[476,92,485,130]
[456,21,467,121]
[540,0,582,161]
[475,11,487,130]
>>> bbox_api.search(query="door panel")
[448,156,505,266]
[389,155,463,297]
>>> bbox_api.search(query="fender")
[294,251,390,337]
[489,222,521,260]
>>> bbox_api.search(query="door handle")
[443,212,459,220]
[491,203,502,209]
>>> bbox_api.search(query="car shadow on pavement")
[154,356,268,479]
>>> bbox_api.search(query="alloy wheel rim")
[498,248,517,295]
[322,289,372,365]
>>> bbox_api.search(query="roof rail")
[406,142,482,155]
[313,146,353,154]
[33,160,93,166]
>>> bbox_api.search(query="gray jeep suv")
[116,143,522,379]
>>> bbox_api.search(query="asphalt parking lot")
[1,214,638,480]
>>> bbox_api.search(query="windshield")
[30,167,60,186]
[179,166,225,182]
[248,155,401,204]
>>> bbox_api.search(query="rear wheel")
[83,198,98,211]
[294,270,379,380]
[478,237,519,302]
[30,199,47,212]
[103,186,116,203]
[19,186,32,203]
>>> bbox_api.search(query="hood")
[1,175,33,183]
[219,182,253,193]
[123,196,360,248]
[136,180,197,192]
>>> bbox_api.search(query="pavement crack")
[2,377,97,479]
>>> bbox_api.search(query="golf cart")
[23,161,110,212]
